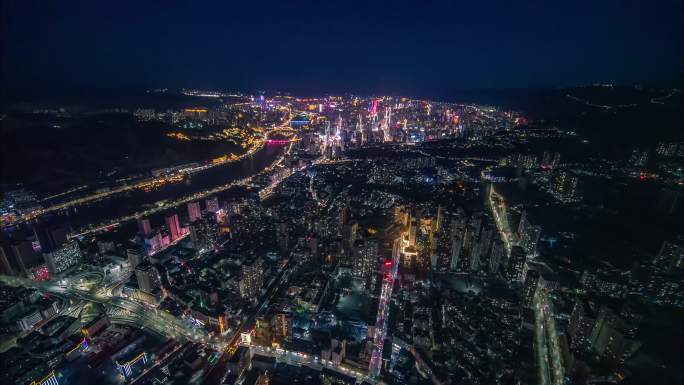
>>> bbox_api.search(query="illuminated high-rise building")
[44,240,82,274]
[135,262,160,293]
[190,212,220,251]
[116,351,148,380]
[342,221,358,252]
[449,235,463,272]
[7,240,42,276]
[507,245,527,282]
[240,258,264,299]
[138,218,152,236]
[489,238,505,274]
[206,197,220,213]
[274,311,293,343]
[126,246,146,269]
[29,370,59,385]
[408,218,417,246]
[568,300,594,350]
[273,221,286,253]
[588,306,626,365]
[382,106,392,142]
[33,224,68,253]
[144,232,163,254]
[551,170,582,203]
[353,237,378,290]
[522,269,541,308]
[629,148,649,167]
[0,247,14,276]
[518,211,541,257]
[165,213,181,242]
[187,201,201,223]
[472,224,494,271]
[658,237,684,269]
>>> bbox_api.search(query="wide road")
[0,274,211,345]
[369,233,402,379]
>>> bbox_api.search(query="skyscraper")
[522,269,541,308]
[187,201,201,223]
[206,197,220,213]
[10,240,42,275]
[33,224,68,253]
[551,170,582,203]
[450,235,463,272]
[126,246,146,269]
[273,221,288,256]
[44,240,82,274]
[353,237,378,290]
[0,247,14,276]
[165,213,181,242]
[489,238,505,274]
[472,224,494,272]
[240,258,264,299]
[507,245,527,282]
[135,262,160,293]
[658,237,684,269]
[138,218,152,237]
[342,221,358,252]
[518,211,541,257]
[190,212,220,251]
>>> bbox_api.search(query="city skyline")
[0,2,682,385]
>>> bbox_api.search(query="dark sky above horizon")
[1,0,682,97]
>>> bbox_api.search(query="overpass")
[0,274,214,345]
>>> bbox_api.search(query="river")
[48,142,288,231]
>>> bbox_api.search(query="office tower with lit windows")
[522,269,541,308]
[29,371,59,385]
[353,237,378,290]
[190,212,220,251]
[472,224,494,271]
[44,240,82,274]
[408,218,417,246]
[240,258,264,299]
[206,196,220,213]
[518,211,541,257]
[342,221,358,253]
[507,245,527,282]
[274,311,293,343]
[187,201,201,223]
[135,262,160,293]
[489,238,505,274]
[629,148,649,167]
[449,235,463,272]
[588,306,626,366]
[551,170,582,203]
[568,300,595,350]
[144,232,163,254]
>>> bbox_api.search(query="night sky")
[1,0,682,96]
